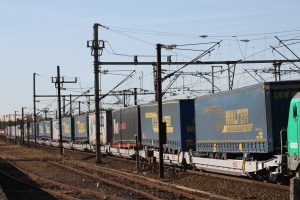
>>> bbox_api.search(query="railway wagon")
[195,81,300,156]
[23,123,28,140]
[38,122,44,139]
[112,106,141,148]
[140,99,195,152]
[74,114,89,143]
[52,119,59,141]
[4,126,11,139]
[29,122,37,139]
[9,125,21,139]
[16,125,21,138]
[62,117,74,142]
[88,111,112,145]
[38,121,52,140]
[43,121,52,140]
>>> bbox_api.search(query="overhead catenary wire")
[99,71,136,101]
[162,40,222,81]
[275,36,300,60]
[109,25,300,40]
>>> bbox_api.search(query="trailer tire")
[221,153,227,160]
[215,153,221,159]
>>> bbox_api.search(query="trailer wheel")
[221,153,227,160]
[215,153,221,159]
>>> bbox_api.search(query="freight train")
[2,80,300,181]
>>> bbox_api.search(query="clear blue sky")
[1,0,300,116]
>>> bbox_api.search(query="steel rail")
[48,160,162,200]
[0,156,123,200]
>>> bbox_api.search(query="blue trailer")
[43,120,52,140]
[140,99,195,152]
[74,114,89,143]
[195,81,300,154]
[62,117,74,141]
[38,122,44,139]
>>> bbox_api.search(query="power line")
[109,25,300,39]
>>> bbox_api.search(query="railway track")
[34,142,290,189]
[2,141,290,199]
[0,158,78,200]
[0,156,122,200]
[186,169,289,191]
[49,159,207,200]
[67,159,232,200]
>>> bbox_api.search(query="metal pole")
[87,96,91,112]
[27,122,30,144]
[156,43,164,178]
[3,115,6,141]
[21,107,25,144]
[227,64,230,90]
[278,63,281,81]
[57,66,64,156]
[69,94,72,116]
[134,88,137,105]
[63,96,66,115]
[78,101,81,115]
[274,63,278,82]
[123,91,126,107]
[212,66,214,93]
[153,64,158,101]
[93,23,101,164]
[9,114,11,141]
[44,108,48,119]
[33,73,37,148]
[135,135,140,172]
[14,111,17,143]
[212,66,222,93]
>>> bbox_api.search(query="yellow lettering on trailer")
[63,123,70,133]
[76,121,86,133]
[273,91,290,99]
[222,108,253,133]
[239,143,243,152]
[145,112,174,134]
